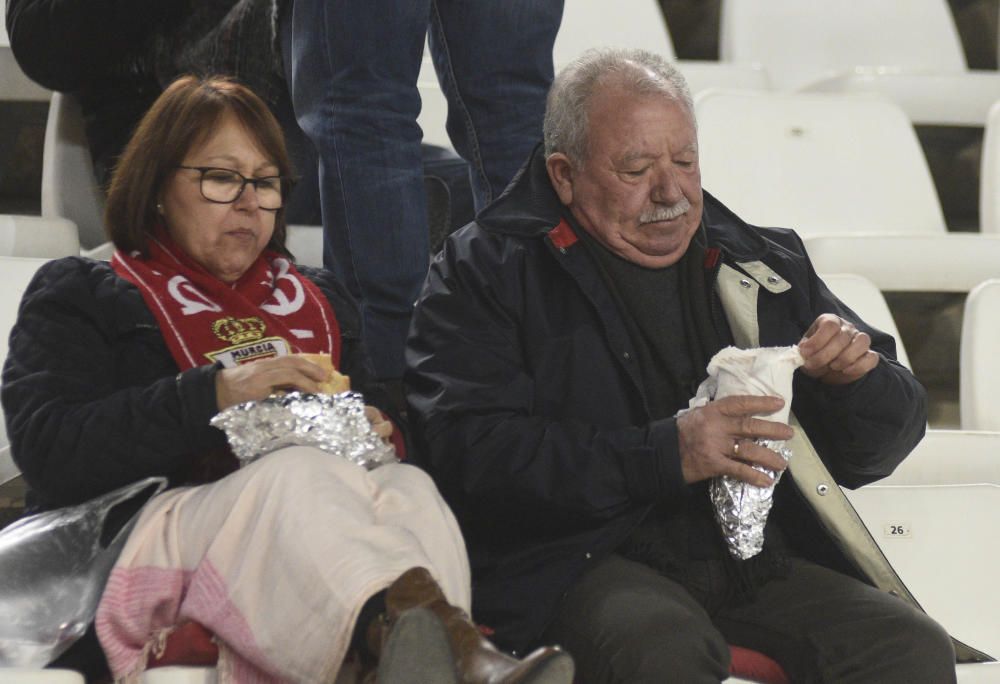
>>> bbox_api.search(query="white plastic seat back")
[819,273,910,370]
[417,53,450,149]
[981,101,1000,234]
[720,0,967,90]
[803,234,1000,293]
[553,0,675,67]
[960,279,1000,431]
[844,429,1000,660]
[0,215,79,258]
[696,89,946,237]
[846,481,1000,660]
[553,2,771,95]
[0,669,84,683]
[41,92,107,251]
[286,224,324,268]
[677,61,770,95]
[883,429,1000,486]
[141,667,218,684]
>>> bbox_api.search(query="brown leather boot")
[384,567,575,684]
[365,605,458,684]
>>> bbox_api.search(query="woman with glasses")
[0,75,572,684]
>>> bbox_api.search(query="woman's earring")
[156,203,165,214]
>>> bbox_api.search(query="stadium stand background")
[1,0,998,521]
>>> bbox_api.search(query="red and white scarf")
[112,232,341,371]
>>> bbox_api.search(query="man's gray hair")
[543,48,694,165]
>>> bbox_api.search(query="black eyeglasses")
[177,166,286,211]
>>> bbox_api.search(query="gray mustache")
[640,197,691,224]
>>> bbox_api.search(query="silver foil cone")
[210,391,398,470]
[710,439,791,560]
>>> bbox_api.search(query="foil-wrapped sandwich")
[689,345,804,559]
[211,385,398,471]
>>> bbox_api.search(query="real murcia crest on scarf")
[207,316,291,367]
[213,316,267,345]
[206,337,291,367]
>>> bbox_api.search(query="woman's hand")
[215,356,331,410]
[365,406,394,444]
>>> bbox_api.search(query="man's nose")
[650,167,683,204]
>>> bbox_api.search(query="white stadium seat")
[696,89,946,237]
[720,0,967,90]
[0,215,79,258]
[41,92,108,254]
[803,234,1000,293]
[719,0,1000,126]
[553,1,770,93]
[960,279,1000,431]
[845,429,1000,661]
[553,0,675,66]
[140,667,217,684]
[0,670,84,683]
[286,224,324,268]
[981,101,1000,235]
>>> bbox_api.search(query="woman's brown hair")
[105,74,294,256]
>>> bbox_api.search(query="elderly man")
[405,48,958,682]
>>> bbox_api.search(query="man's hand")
[676,395,794,487]
[215,356,331,410]
[799,313,879,385]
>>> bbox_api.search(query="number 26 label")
[883,522,911,538]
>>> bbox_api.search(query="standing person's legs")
[714,558,956,684]
[289,0,432,380]
[275,0,320,226]
[429,0,564,210]
[540,554,731,684]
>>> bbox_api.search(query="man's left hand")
[798,313,879,385]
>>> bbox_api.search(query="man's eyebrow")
[618,151,656,165]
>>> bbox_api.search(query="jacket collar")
[478,143,775,264]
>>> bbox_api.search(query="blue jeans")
[289,0,563,379]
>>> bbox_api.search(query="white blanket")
[96,447,470,683]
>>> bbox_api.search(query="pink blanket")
[97,447,470,683]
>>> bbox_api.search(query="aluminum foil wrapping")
[710,439,792,560]
[689,345,805,561]
[210,391,398,470]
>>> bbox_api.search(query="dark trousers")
[541,554,956,683]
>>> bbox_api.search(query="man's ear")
[545,152,575,207]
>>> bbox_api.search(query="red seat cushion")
[149,624,789,684]
[729,645,790,684]
[147,621,219,668]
